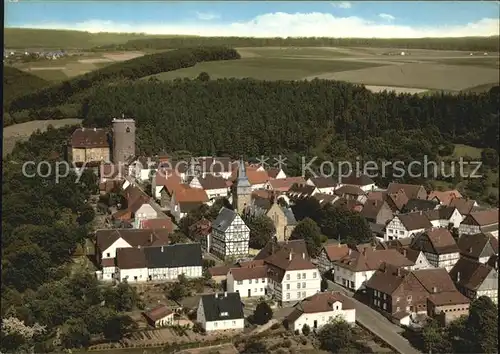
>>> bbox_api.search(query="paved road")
[327,280,421,354]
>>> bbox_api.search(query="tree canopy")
[244,214,276,249]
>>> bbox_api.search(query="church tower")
[112,116,136,165]
[233,158,251,214]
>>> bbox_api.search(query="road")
[327,280,421,354]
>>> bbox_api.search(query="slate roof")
[449,257,496,291]
[71,128,109,148]
[200,292,244,322]
[403,199,439,213]
[281,207,297,225]
[411,228,459,255]
[308,177,337,189]
[212,207,238,232]
[397,212,433,231]
[143,243,202,268]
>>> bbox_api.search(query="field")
[146,46,499,93]
[3,118,82,156]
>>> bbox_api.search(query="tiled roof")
[427,291,470,306]
[267,168,282,179]
[449,257,495,291]
[309,177,337,189]
[458,233,498,259]
[386,190,409,211]
[360,199,390,221]
[116,247,147,269]
[143,305,173,322]
[428,190,463,206]
[397,212,433,231]
[412,228,459,255]
[403,199,439,213]
[269,177,306,192]
[322,244,350,261]
[229,266,268,281]
[71,128,109,148]
[335,248,414,272]
[209,265,230,277]
[265,248,316,272]
[467,209,499,226]
[338,174,374,187]
[155,169,183,193]
[287,291,354,323]
[312,193,337,205]
[174,186,209,203]
[179,201,205,213]
[386,183,426,199]
[198,174,228,190]
[288,183,316,198]
[140,218,173,233]
[449,198,476,215]
[334,185,365,196]
[96,228,170,252]
[254,239,309,261]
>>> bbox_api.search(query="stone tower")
[112,116,136,165]
[233,158,251,214]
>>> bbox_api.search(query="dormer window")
[220,311,228,317]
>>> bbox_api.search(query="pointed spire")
[238,156,247,179]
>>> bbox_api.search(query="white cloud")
[332,2,352,9]
[195,11,220,21]
[379,13,395,22]
[15,12,500,38]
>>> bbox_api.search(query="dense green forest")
[92,36,500,52]
[7,47,240,115]
[1,126,143,352]
[3,66,49,109]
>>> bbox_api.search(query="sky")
[5,1,500,38]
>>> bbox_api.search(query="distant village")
[68,118,498,347]
[4,48,67,61]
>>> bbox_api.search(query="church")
[209,159,251,260]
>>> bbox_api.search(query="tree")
[290,218,322,257]
[464,296,498,354]
[60,318,91,349]
[252,301,273,325]
[321,278,328,292]
[246,215,276,249]
[481,148,499,168]
[317,318,357,353]
[197,72,210,82]
[240,340,269,354]
[102,314,137,341]
[167,281,189,301]
[169,231,187,244]
[302,323,311,335]
[318,204,371,244]
[292,197,321,222]
[420,319,451,354]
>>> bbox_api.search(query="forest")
[91,36,500,52]
[7,47,240,115]
[3,67,49,109]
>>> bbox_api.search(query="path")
[327,280,421,354]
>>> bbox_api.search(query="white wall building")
[286,292,356,332]
[133,203,158,229]
[410,229,460,271]
[384,213,433,241]
[197,292,245,332]
[226,266,268,298]
[210,207,250,260]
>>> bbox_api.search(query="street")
[327,280,421,354]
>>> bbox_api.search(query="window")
[260,288,263,292]
[302,291,306,297]
[297,283,301,289]
[249,279,252,284]
[407,295,412,301]
[302,282,306,288]
[383,303,387,310]
[399,231,404,235]
[286,274,290,280]
[106,253,110,257]
[396,307,400,312]
[396,297,400,302]
[286,284,290,290]
[388,229,393,234]
[214,322,218,328]
[286,293,290,300]
[297,273,301,280]
[302,273,306,279]
[232,321,236,326]
[261,278,265,283]
[297,292,301,298]
[313,272,317,278]
[237,281,243,285]
[255,288,257,293]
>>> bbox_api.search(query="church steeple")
[233,157,251,213]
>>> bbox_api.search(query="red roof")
[140,218,174,233]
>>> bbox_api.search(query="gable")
[105,237,133,253]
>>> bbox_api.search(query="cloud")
[15,12,500,38]
[195,11,220,21]
[379,13,395,22]
[332,2,352,9]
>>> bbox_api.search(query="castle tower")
[233,158,251,214]
[112,116,136,165]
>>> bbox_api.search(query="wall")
[205,318,245,332]
[154,314,175,327]
[117,267,149,282]
[148,266,203,281]
[279,268,321,302]
[429,303,470,326]
[72,147,110,164]
[134,204,158,228]
[292,308,356,332]
[102,238,132,259]
[333,266,376,291]
[227,272,268,298]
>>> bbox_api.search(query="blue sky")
[5,1,500,38]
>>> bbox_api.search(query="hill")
[7,47,240,116]
[4,28,197,49]
[93,36,500,52]
[3,66,50,107]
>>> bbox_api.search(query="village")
[70,117,499,353]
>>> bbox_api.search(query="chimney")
[419,210,422,215]
[403,249,407,257]
[94,127,97,132]
[150,233,153,244]
[362,248,366,256]
[302,253,305,259]
[224,292,227,297]
[468,247,473,254]
[432,286,437,293]
[289,252,293,261]
[397,268,401,276]
[348,249,352,255]
[161,246,164,252]
[457,272,461,282]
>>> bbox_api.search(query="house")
[226,265,269,298]
[233,164,269,190]
[402,199,439,213]
[264,177,306,193]
[457,233,498,264]
[376,240,433,271]
[265,248,321,303]
[332,248,414,291]
[285,291,356,332]
[139,218,174,233]
[411,229,460,271]
[306,177,337,194]
[70,127,110,164]
[143,305,175,328]
[360,199,393,225]
[427,291,471,326]
[152,168,182,202]
[365,265,469,326]
[115,243,203,282]
[334,185,366,203]
[428,190,463,206]
[384,212,433,241]
[210,207,250,260]
[171,187,209,222]
[312,193,338,206]
[386,183,427,200]
[99,163,125,184]
[112,186,155,226]
[254,239,309,261]
[423,206,463,228]
[128,156,157,182]
[337,174,376,192]
[449,257,498,304]
[316,243,350,275]
[196,292,245,332]
[208,265,230,284]
[288,183,319,200]
[449,198,478,216]
[266,167,287,179]
[190,174,229,201]
[189,218,213,252]
[385,189,409,213]
[245,197,298,242]
[458,209,499,237]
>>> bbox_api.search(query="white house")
[170,187,209,223]
[306,177,337,195]
[410,228,460,271]
[196,292,245,332]
[316,243,350,275]
[114,243,203,282]
[128,157,157,182]
[265,167,287,180]
[210,207,250,260]
[332,248,414,291]
[337,174,376,193]
[400,248,433,271]
[266,249,321,303]
[189,175,230,201]
[384,212,433,241]
[286,292,356,332]
[226,265,268,298]
[133,203,158,228]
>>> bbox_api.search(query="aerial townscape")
[2,1,499,354]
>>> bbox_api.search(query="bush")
[271,323,280,330]
[302,323,311,336]
[282,339,292,348]
[301,338,308,345]
[294,330,300,335]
